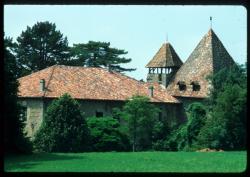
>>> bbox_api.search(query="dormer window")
[191,81,200,91]
[177,81,186,91]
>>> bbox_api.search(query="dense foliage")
[4,37,32,154]
[33,94,90,152]
[87,117,130,151]
[152,102,207,151]
[70,41,136,72]
[186,103,207,148]
[164,64,247,151]
[15,21,70,77]
[196,64,247,150]
[122,95,160,151]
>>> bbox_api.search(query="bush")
[186,102,207,148]
[161,102,207,152]
[33,94,90,152]
[87,116,130,152]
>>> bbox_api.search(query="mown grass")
[4,151,246,172]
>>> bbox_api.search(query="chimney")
[40,79,45,92]
[108,64,112,72]
[148,86,154,97]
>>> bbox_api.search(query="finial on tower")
[210,16,212,29]
[165,33,168,43]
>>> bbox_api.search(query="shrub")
[87,116,130,152]
[186,102,207,148]
[33,94,90,152]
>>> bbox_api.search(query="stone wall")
[78,100,124,118]
[174,96,205,110]
[156,103,187,127]
[147,70,177,88]
[20,98,44,138]
[20,98,183,138]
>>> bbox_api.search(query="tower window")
[158,74,162,82]
[177,81,186,91]
[191,81,200,91]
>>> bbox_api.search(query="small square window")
[96,111,103,117]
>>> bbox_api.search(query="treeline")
[6,21,135,78]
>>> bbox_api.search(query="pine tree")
[70,41,136,72]
[15,21,70,77]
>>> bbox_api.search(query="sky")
[4,5,247,80]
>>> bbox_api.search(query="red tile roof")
[18,65,179,103]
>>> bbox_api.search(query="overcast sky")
[4,5,247,80]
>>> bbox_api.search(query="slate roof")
[166,29,235,98]
[146,42,183,68]
[18,65,179,103]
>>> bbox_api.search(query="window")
[177,81,186,91]
[96,111,103,117]
[158,74,162,82]
[191,81,200,91]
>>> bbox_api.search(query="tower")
[166,28,235,99]
[146,42,183,87]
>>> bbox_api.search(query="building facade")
[18,65,183,138]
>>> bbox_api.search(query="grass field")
[4,151,246,172]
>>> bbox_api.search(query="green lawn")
[4,151,246,172]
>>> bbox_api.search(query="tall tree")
[70,41,136,72]
[122,95,159,151]
[4,37,32,154]
[16,21,70,77]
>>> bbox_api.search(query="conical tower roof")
[166,29,235,98]
[146,42,183,68]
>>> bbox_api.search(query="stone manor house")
[18,28,235,137]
